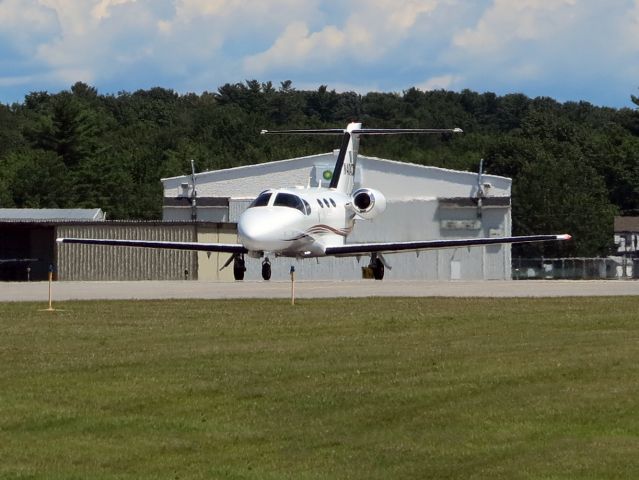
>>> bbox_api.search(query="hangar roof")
[162,153,511,201]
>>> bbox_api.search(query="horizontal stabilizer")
[261,127,463,136]
[261,128,345,135]
[355,128,463,135]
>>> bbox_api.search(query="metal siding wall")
[484,245,504,280]
[481,208,509,280]
[56,224,197,281]
[504,210,513,279]
[229,199,253,223]
[162,208,191,222]
[195,207,228,222]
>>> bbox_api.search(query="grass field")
[1,297,639,479]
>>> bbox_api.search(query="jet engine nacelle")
[350,188,386,220]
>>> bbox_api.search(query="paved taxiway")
[1,280,638,302]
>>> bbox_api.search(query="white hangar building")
[162,152,513,281]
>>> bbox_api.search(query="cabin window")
[329,198,337,207]
[317,199,324,208]
[302,199,312,216]
[249,191,272,208]
[323,199,331,208]
[273,193,305,214]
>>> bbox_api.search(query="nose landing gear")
[223,253,271,281]
[369,253,385,280]
[261,257,272,281]
[233,254,246,281]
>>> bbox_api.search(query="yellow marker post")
[40,264,62,312]
[47,270,54,310]
[290,265,295,305]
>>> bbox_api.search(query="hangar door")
[197,225,238,282]
[0,224,55,281]
[484,245,507,280]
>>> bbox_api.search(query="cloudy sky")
[1,0,638,107]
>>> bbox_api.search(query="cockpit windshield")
[249,191,272,208]
[273,193,305,214]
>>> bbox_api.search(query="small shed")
[0,209,105,281]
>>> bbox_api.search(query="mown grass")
[1,297,639,479]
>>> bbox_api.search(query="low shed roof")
[0,208,105,222]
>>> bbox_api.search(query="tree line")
[1,80,638,257]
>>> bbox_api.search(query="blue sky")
[1,0,639,108]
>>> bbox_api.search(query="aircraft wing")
[56,238,247,254]
[324,234,571,256]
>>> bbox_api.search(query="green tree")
[512,149,616,257]
[27,92,102,168]
[10,150,73,208]
[1,81,634,256]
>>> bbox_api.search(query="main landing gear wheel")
[233,254,246,281]
[370,255,384,280]
[261,258,272,281]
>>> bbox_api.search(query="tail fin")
[261,122,462,194]
[329,123,360,193]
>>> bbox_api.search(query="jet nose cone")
[237,216,260,243]
[238,209,279,250]
[238,207,302,252]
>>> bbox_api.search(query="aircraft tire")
[261,262,271,281]
[233,256,246,281]
[372,258,384,280]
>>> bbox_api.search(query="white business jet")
[57,122,570,280]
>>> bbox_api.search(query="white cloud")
[243,22,347,74]
[243,0,448,74]
[0,0,56,29]
[152,0,325,84]
[453,0,579,54]
[159,0,317,36]
[38,0,95,36]
[91,0,138,20]
[623,0,639,51]
[0,0,59,48]
[417,74,463,91]
[28,1,155,86]
[441,0,639,105]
